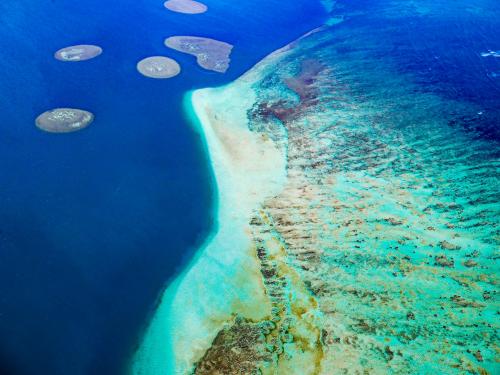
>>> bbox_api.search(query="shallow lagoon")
[0,0,326,374]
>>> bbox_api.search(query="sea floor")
[133,1,499,374]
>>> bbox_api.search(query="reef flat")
[164,36,233,73]
[131,51,287,373]
[133,8,499,375]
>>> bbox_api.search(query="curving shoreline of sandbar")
[130,41,292,375]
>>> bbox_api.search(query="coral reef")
[137,56,181,79]
[164,0,208,15]
[54,45,102,62]
[35,108,94,133]
[133,8,499,375]
[165,36,233,73]
[186,24,499,374]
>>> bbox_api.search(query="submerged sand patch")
[136,56,181,79]
[35,108,94,133]
[54,45,102,62]
[165,36,233,73]
[164,0,208,14]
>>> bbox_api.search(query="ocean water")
[135,0,499,373]
[333,0,500,141]
[0,1,326,374]
[1,0,499,374]
[238,10,500,369]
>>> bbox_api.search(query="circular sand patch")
[35,108,94,133]
[137,56,181,79]
[164,0,208,14]
[54,45,102,62]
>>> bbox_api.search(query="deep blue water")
[329,0,500,140]
[0,1,326,374]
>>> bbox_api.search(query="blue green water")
[0,1,326,374]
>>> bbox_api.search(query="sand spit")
[165,36,233,73]
[54,45,102,62]
[130,46,291,375]
[35,108,94,133]
[164,0,208,14]
[137,56,181,79]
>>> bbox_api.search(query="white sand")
[131,33,300,375]
[131,40,294,375]
[164,0,208,15]
[54,45,102,62]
